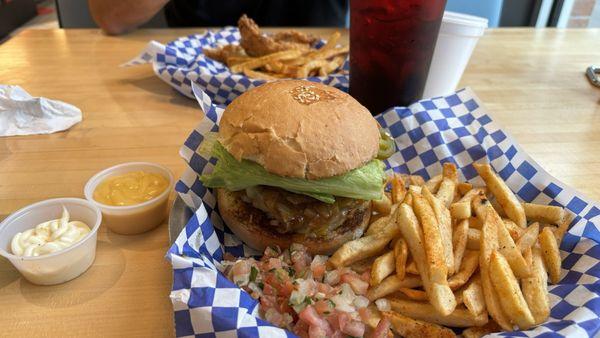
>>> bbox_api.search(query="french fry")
[457,182,473,196]
[553,212,573,245]
[367,275,422,301]
[522,246,551,325]
[462,275,486,316]
[523,247,533,267]
[242,68,278,80]
[406,259,419,275]
[362,304,383,330]
[522,202,565,225]
[450,202,471,220]
[466,228,481,250]
[459,187,486,203]
[409,175,425,186]
[462,321,502,338]
[436,163,458,207]
[388,298,488,327]
[453,219,469,273]
[371,251,396,286]
[422,186,454,275]
[448,250,479,290]
[394,238,408,280]
[490,198,507,218]
[539,227,562,284]
[396,288,429,301]
[476,196,513,331]
[412,193,448,283]
[424,174,443,194]
[230,49,302,73]
[350,256,377,274]
[397,203,456,315]
[473,196,530,278]
[371,192,393,215]
[329,222,400,268]
[408,185,422,195]
[404,193,414,207]
[318,31,341,53]
[366,207,398,236]
[503,219,525,241]
[490,250,535,329]
[468,216,482,229]
[473,163,526,228]
[383,311,457,338]
[391,174,406,204]
[225,56,252,66]
[295,59,332,78]
[517,222,540,253]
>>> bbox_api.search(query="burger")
[200,80,388,254]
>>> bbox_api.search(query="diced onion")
[324,270,340,285]
[353,296,369,309]
[375,298,391,312]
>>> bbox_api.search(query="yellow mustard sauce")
[93,171,169,206]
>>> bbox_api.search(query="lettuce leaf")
[200,142,385,203]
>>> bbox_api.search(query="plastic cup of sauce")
[84,162,173,235]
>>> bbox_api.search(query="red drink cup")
[350,0,447,114]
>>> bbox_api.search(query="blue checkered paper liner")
[167,83,600,337]
[122,27,349,105]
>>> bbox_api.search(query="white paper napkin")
[0,85,82,137]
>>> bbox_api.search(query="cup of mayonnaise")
[0,198,101,285]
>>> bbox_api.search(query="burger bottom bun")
[216,188,372,255]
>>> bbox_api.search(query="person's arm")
[88,0,169,35]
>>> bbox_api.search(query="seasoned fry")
[453,219,469,273]
[476,195,513,331]
[372,193,393,215]
[424,175,443,194]
[242,68,279,80]
[522,202,565,224]
[490,198,507,218]
[319,31,341,52]
[396,288,429,301]
[522,246,550,325]
[329,222,400,267]
[448,250,479,290]
[412,193,448,283]
[362,304,383,329]
[230,49,302,73]
[450,201,471,220]
[539,227,562,284]
[503,219,525,241]
[468,216,482,229]
[388,297,488,327]
[517,222,540,253]
[459,187,486,203]
[391,174,406,204]
[366,207,397,236]
[371,251,396,286]
[466,228,481,250]
[457,182,473,196]
[394,238,408,280]
[406,259,419,275]
[462,321,502,338]
[367,274,422,300]
[422,186,454,275]
[462,276,486,316]
[397,203,456,315]
[436,163,458,207]
[523,247,533,267]
[383,311,457,338]
[409,175,425,186]
[473,163,526,228]
[295,59,331,78]
[490,250,535,329]
[350,256,377,274]
[553,212,573,245]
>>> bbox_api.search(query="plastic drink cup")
[349,0,447,114]
[423,11,488,98]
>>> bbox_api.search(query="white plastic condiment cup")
[84,162,174,235]
[0,198,102,285]
[423,11,489,98]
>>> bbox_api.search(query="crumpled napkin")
[0,85,82,137]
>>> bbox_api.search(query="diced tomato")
[292,249,312,272]
[311,262,326,281]
[360,270,371,282]
[231,260,251,276]
[341,319,365,337]
[358,307,372,323]
[260,294,277,309]
[370,317,392,338]
[266,258,282,270]
[263,283,277,296]
[329,331,345,338]
[316,282,334,296]
[292,319,310,338]
[340,272,369,295]
[299,306,333,337]
[308,324,329,338]
[313,300,333,315]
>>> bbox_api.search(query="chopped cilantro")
[303,296,313,305]
[328,299,336,307]
[249,266,258,282]
[257,282,264,290]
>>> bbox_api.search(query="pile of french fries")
[226,32,348,81]
[329,163,571,338]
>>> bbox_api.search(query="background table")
[0,28,599,337]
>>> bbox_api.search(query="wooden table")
[0,27,599,337]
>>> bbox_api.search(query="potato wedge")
[453,219,469,273]
[473,163,526,228]
[503,219,525,241]
[388,297,488,327]
[371,251,396,286]
[539,227,562,284]
[462,275,486,316]
[383,311,456,338]
[448,250,479,290]
[424,174,443,194]
[523,202,565,225]
[490,250,535,329]
[522,246,550,325]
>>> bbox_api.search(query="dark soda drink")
[350,0,447,114]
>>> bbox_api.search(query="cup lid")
[441,11,488,37]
